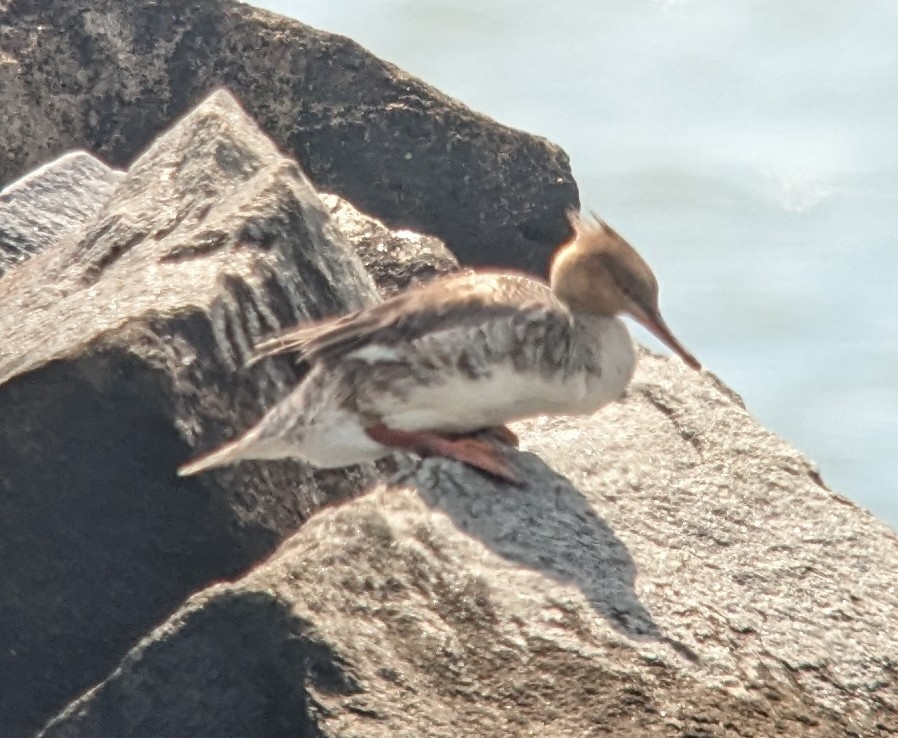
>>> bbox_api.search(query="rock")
[0,0,578,275]
[320,193,460,297]
[0,89,384,738]
[0,151,124,277]
[38,353,898,736]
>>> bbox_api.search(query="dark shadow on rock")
[403,452,697,662]
[0,355,286,738]
[39,590,360,738]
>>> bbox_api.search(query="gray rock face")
[320,192,460,297]
[39,356,898,736]
[0,0,578,275]
[0,89,383,738]
[0,151,123,276]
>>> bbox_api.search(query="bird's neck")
[550,245,617,317]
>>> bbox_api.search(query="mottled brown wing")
[246,311,372,366]
[249,270,556,365]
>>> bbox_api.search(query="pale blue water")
[258,0,898,528]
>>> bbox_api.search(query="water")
[257,0,898,528]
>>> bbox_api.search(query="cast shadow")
[397,451,696,663]
[39,590,359,737]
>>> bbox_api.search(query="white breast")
[375,316,636,434]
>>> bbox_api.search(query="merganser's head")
[550,210,701,371]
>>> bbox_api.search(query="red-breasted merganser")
[178,212,700,482]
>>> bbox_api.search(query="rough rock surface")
[320,192,460,297]
[0,89,386,738]
[40,355,898,737]
[0,150,123,276]
[0,0,578,274]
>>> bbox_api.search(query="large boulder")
[0,89,385,738]
[0,0,577,275]
[39,354,898,737]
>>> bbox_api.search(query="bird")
[178,211,700,483]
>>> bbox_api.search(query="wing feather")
[248,271,559,366]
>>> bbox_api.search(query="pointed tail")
[178,433,256,477]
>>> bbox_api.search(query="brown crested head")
[550,210,701,371]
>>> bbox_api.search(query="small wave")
[766,170,834,213]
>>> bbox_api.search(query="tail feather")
[178,434,253,477]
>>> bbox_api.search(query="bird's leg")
[443,425,519,446]
[480,425,519,447]
[365,424,521,484]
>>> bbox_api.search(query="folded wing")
[248,271,560,366]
